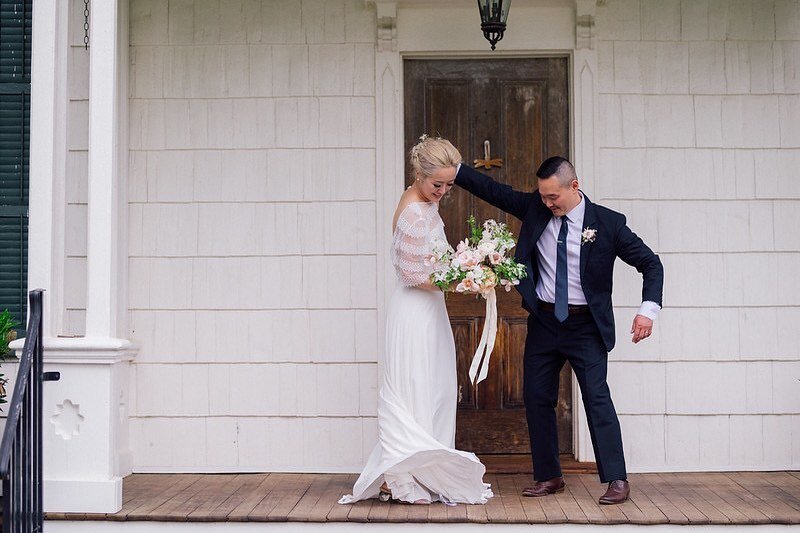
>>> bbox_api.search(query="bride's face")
[417,166,456,203]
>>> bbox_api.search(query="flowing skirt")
[339,286,492,505]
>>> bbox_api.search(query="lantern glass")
[477,0,511,50]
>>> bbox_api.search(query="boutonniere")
[581,227,597,245]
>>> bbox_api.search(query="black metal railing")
[0,290,59,532]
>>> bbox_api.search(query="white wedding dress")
[339,202,493,505]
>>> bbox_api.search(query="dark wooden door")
[404,58,573,468]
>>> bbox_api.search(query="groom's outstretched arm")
[615,219,663,344]
[455,164,534,221]
[615,218,664,307]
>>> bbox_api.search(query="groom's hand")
[630,315,653,344]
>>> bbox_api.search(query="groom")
[455,156,663,505]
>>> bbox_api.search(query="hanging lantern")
[477,0,511,51]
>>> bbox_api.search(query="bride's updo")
[410,135,461,179]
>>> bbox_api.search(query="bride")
[339,136,493,505]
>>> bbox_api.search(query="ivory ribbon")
[468,289,498,385]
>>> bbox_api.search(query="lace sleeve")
[391,205,435,287]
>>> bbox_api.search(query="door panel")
[404,58,572,467]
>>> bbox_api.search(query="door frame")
[370,0,600,463]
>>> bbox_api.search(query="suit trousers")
[524,309,627,483]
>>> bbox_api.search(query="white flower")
[431,238,451,256]
[477,240,496,257]
[581,227,597,245]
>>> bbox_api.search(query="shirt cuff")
[456,162,462,174]
[637,301,661,321]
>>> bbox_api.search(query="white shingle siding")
[599,0,800,470]
[126,0,378,472]
[85,0,800,472]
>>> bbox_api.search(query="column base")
[9,336,138,514]
[45,478,123,514]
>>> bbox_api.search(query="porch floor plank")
[405,497,431,523]
[622,475,669,525]
[636,473,689,524]
[264,473,315,521]
[728,472,799,522]
[192,473,264,521]
[683,472,749,523]
[124,474,204,521]
[553,477,590,524]
[344,498,372,522]
[758,471,800,510]
[494,474,528,523]
[661,472,729,524]
[286,474,332,522]
[652,473,711,524]
[553,474,603,524]
[701,473,771,525]
[321,474,356,522]
[482,474,509,523]
[44,471,800,525]
[366,497,391,522]
[722,472,791,523]
[425,493,450,523]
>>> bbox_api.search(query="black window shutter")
[0,1,32,334]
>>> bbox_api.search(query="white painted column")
[85,0,122,339]
[17,0,136,514]
[28,0,68,337]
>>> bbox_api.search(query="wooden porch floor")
[46,472,800,525]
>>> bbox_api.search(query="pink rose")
[456,250,480,269]
[456,276,478,293]
[488,251,503,265]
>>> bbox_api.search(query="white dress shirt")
[535,195,588,306]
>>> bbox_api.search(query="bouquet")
[427,217,527,385]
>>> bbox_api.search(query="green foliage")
[0,309,19,410]
[467,215,482,246]
[0,309,19,360]
[494,257,527,281]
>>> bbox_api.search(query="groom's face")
[537,176,581,217]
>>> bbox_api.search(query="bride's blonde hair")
[410,135,461,179]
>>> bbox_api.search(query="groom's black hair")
[536,156,575,181]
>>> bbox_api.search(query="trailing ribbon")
[468,289,498,385]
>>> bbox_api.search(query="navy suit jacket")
[456,164,664,352]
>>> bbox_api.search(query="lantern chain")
[83,0,90,50]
